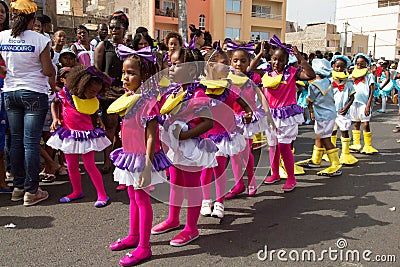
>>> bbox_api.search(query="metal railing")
[155,8,178,18]
[251,12,282,20]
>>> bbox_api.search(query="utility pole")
[342,21,348,55]
[373,33,377,60]
[178,0,188,44]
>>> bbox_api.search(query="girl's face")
[122,59,142,92]
[196,33,205,47]
[54,31,66,47]
[231,50,250,74]
[169,51,195,83]
[84,80,102,99]
[333,59,347,72]
[355,57,367,69]
[138,36,149,50]
[271,49,288,73]
[0,4,6,26]
[60,55,77,68]
[208,55,229,80]
[77,28,89,43]
[109,19,125,42]
[33,19,42,33]
[168,37,181,54]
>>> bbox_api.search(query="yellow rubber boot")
[322,135,337,161]
[317,148,343,176]
[339,137,358,165]
[292,149,305,175]
[350,130,362,151]
[296,145,325,168]
[360,131,378,154]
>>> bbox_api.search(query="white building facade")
[336,0,400,60]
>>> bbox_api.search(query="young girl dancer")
[108,45,171,266]
[151,48,217,246]
[377,61,393,113]
[297,59,343,176]
[330,55,358,165]
[47,65,111,207]
[199,48,252,218]
[349,53,378,154]
[223,40,269,199]
[262,35,315,192]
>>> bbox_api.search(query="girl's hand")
[258,41,265,56]
[364,105,371,116]
[310,112,315,121]
[243,112,253,124]
[50,119,62,132]
[292,46,303,62]
[138,165,152,188]
[0,66,7,75]
[339,108,348,116]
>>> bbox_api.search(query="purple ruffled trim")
[53,127,106,141]
[207,132,232,143]
[110,148,172,172]
[209,88,229,106]
[270,104,303,120]
[235,108,266,124]
[192,137,219,153]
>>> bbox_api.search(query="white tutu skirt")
[47,127,111,154]
[160,121,218,167]
[236,109,270,138]
[209,132,247,157]
[113,168,167,188]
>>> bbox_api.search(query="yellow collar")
[352,68,368,79]
[200,79,229,95]
[72,95,99,115]
[262,73,285,89]
[107,92,142,116]
[160,89,186,115]
[332,71,349,80]
[228,72,249,87]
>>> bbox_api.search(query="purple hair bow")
[269,35,293,54]
[116,44,156,64]
[226,40,255,54]
[85,66,113,86]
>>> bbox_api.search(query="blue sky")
[286,0,337,28]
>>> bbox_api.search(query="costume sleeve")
[307,84,316,102]
[347,80,356,95]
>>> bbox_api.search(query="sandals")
[59,193,85,203]
[42,174,56,183]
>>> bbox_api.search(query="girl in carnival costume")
[152,47,218,247]
[107,44,171,266]
[377,60,394,113]
[47,66,111,207]
[222,40,271,199]
[297,59,343,176]
[262,35,315,192]
[330,55,358,165]
[349,53,378,154]
[199,47,253,218]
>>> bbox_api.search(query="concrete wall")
[336,0,400,60]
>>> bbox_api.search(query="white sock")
[382,96,387,111]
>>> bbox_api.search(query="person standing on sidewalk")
[0,0,55,205]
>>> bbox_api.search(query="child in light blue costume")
[296,59,342,176]
[297,80,311,124]
[330,55,358,165]
[377,61,394,113]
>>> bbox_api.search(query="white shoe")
[211,202,224,219]
[200,200,212,217]
[5,171,14,182]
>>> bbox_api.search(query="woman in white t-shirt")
[0,0,55,206]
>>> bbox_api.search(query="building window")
[327,40,330,47]
[156,0,160,9]
[225,27,240,39]
[163,0,176,12]
[251,31,269,41]
[252,5,272,18]
[199,15,206,30]
[226,0,241,13]
[378,0,400,8]
[123,8,129,14]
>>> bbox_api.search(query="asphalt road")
[1,105,399,267]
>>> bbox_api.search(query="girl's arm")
[94,41,105,70]
[293,46,316,81]
[307,98,315,121]
[50,99,62,131]
[380,70,390,89]
[40,44,56,77]
[247,41,265,73]
[236,97,253,124]
[365,83,375,116]
[255,86,276,129]
[139,119,157,188]
[178,109,214,140]
[339,94,355,115]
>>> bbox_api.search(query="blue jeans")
[4,90,48,193]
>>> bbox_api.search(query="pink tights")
[231,139,256,188]
[200,156,227,203]
[65,152,108,201]
[127,187,153,248]
[166,166,202,233]
[269,143,295,183]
